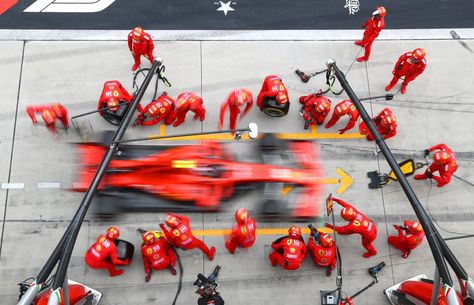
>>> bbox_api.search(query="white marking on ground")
[37,182,61,188]
[1,183,25,189]
[0,29,473,41]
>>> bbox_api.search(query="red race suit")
[141,235,177,280]
[388,225,425,258]
[219,89,253,130]
[355,14,385,61]
[269,236,307,270]
[415,144,458,187]
[136,94,176,126]
[299,94,331,128]
[359,107,397,141]
[325,198,378,258]
[173,92,206,127]
[85,235,129,276]
[160,214,216,260]
[325,100,359,134]
[128,29,154,70]
[256,75,289,110]
[97,80,134,114]
[26,104,69,137]
[386,51,426,94]
[307,237,337,274]
[225,217,257,254]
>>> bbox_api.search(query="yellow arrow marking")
[192,227,333,237]
[335,167,353,194]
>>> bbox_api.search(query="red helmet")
[433,151,452,165]
[372,6,386,17]
[412,48,426,61]
[165,214,179,228]
[143,231,156,245]
[276,92,288,104]
[381,113,397,128]
[132,27,144,40]
[106,226,120,240]
[41,109,56,125]
[320,234,334,247]
[288,226,301,239]
[404,220,423,234]
[107,98,119,111]
[235,208,249,225]
[341,207,356,221]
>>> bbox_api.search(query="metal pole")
[17,59,162,305]
[327,59,459,304]
[431,267,440,305]
[52,59,162,291]
[63,272,69,305]
[70,102,129,120]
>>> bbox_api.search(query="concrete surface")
[0,38,473,305]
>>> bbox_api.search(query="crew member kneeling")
[269,226,307,270]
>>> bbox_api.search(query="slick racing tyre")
[115,239,135,261]
[101,101,130,126]
[261,97,290,117]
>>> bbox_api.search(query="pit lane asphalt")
[0,38,473,305]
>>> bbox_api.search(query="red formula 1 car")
[73,134,324,220]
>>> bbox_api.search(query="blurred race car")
[73,134,324,219]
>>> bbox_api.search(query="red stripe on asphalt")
[0,0,17,15]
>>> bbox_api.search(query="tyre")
[261,97,290,117]
[258,133,281,152]
[101,101,130,126]
[115,239,135,261]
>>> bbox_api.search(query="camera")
[194,265,221,296]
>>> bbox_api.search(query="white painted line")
[0,29,473,41]
[1,183,25,189]
[37,182,61,189]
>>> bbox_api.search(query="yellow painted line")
[159,124,166,136]
[192,227,333,237]
[311,125,317,134]
[148,132,364,141]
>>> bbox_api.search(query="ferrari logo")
[113,90,119,97]
[279,84,285,91]
[173,230,180,236]
[241,227,247,235]
[319,250,324,256]
[147,248,152,255]
[287,239,292,246]
[353,220,361,227]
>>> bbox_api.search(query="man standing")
[128,26,155,71]
[324,197,378,258]
[355,6,386,62]
[385,48,427,94]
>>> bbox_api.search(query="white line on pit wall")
[1,183,25,189]
[37,182,61,189]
